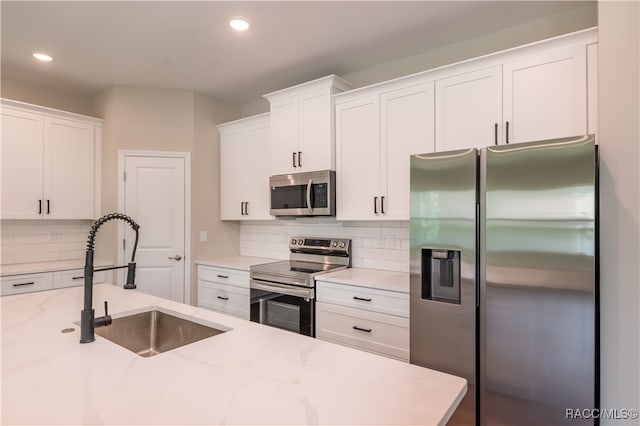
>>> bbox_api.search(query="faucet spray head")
[124,262,137,289]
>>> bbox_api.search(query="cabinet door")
[435,66,502,151]
[270,96,299,175]
[1,108,44,219]
[586,43,598,137]
[381,82,435,220]
[299,89,332,171]
[220,128,250,220]
[503,45,587,144]
[44,117,95,219]
[335,96,381,221]
[245,120,273,220]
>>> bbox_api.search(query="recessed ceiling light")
[229,17,250,32]
[33,52,53,62]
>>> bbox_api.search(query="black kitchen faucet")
[80,213,140,344]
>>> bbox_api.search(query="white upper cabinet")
[219,113,273,221]
[264,75,354,175]
[1,108,44,219]
[586,43,598,137]
[335,95,381,221]
[44,117,95,219]
[381,82,435,220]
[502,45,587,144]
[435,66,503,150]
[1,99,102,220]
[336,81,435,221]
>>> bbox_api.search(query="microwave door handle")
[306,179,313,213]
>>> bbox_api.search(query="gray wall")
[91,87,241,304]
[598,1,640,423]
[240,3,597,117]
[1,76,94,116]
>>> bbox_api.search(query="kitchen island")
[1,284,466,425]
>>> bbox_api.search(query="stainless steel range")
[249,236,351,337]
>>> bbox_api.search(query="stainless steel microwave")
[269,170,335,217]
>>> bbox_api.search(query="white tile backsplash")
[239,219,410,272]
[0,220,92,265]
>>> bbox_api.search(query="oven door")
[250,280,315,337]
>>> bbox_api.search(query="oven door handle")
[306,178,313,214]
[251,280,315,299]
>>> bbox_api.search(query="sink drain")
[61,327,75,334]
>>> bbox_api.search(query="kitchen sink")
[94,309,226,357]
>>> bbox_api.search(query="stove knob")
[332,241,337,247]
[298,239,304,245]
[339,242,346,248]
[291,239,297,245]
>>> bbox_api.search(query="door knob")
[168,255,182,261]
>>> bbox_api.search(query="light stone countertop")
[317,267,410,293]
[195,256,280,271]
[0,259,114,277]
[1,284,466,425]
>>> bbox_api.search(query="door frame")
[117,150,192,304]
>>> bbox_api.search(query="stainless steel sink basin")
[94,309,226,357]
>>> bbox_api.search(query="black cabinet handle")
[374,196,378,214]
[292,152,297,168]
[216,274,229,279]
[46,199,50,214]
[298,151,302,167]
[217,296,229,301]
[38,199,42,215]
[381,196,385,214]
[494,123,498,145]
[506,121,510,144]
[13,282,35,287]
[353,325,372,333]
[72,276,84,280]
[241,202,244,215]
[245,202,249,216]
[353,296,372,302]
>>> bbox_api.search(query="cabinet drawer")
[198,280,249,320]
[53,268,108,289]
[316,302,409,361]
[1,273,53,296]
[197,265,249,288]
[316,281,409,318]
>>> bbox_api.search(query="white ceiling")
[1,1,594,107]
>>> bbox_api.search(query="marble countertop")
[1,284,465,425]
[0,259,114,277]
[195,255,280,271]
[317,268,410,293]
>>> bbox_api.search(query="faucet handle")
[103,300,109,317]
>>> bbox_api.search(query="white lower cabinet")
[316,281,409,361]
[197,265,250,320]
[53,268,108,289]
[1,273,53,296]
[1,267,111,296]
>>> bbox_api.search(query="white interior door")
[122,154,187,303]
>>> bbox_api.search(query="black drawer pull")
[353,296,372,302]
[217,296,229,301]
[353,325,372,333]
[13,282,35,287]
[72,276,84,280]
[216,274,229,279]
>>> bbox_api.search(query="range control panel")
[288,236,351,252]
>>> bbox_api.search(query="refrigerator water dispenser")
[421,249,461,304]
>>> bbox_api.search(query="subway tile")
[60,251,84,261]
[13,234,50,245]
[12,252,61,264]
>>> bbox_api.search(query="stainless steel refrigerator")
[409,135,598,426]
